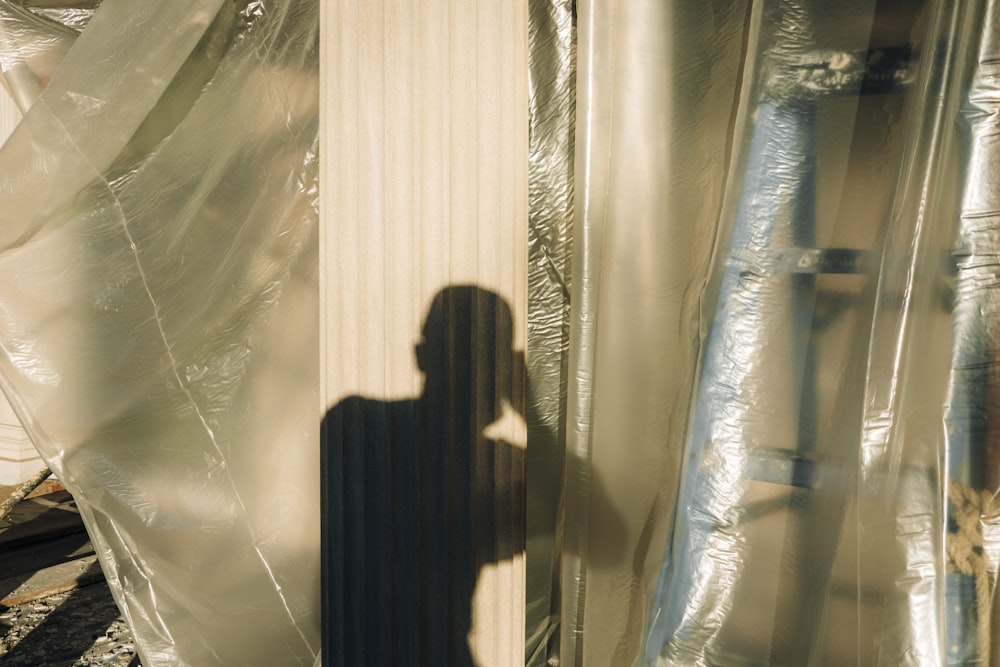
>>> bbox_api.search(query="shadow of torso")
[323,396,523,667]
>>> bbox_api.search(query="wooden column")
[320,2,528,665]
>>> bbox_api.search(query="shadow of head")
[414,285,520,431]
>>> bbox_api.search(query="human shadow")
[321,286,527,667]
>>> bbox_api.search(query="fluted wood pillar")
[320,3,528,665]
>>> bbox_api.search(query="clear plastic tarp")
[549,0,1000,664]
[0,1,320,665]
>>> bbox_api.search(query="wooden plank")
[320,1,528,664]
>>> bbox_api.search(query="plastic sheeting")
[0,1,320,665]
[555,0,1000,664]
[526,0,576,663]
[556,1,751,665]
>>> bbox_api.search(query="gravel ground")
[0,580,140,666]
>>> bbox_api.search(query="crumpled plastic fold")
[526,0,575,663]
[0,1,320,665]
[560,0,1000,664]
[558,1,751,664]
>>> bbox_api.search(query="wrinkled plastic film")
[944,0,1000,660]
[0,5,72,110]
[564,2,750,664]
[640,0,1000,664]
[526,0,575,664]
[648,2,897,663]
[826,0,988,661]
[0,2,320,665]
[846,1,968,662]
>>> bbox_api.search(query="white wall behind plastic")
[0,85,41,486]
[0,86,15,137]
[320,2,528,665]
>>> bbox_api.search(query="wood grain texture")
[320,2,527,664]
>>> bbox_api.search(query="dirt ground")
[0,579,139,666]
[0,479,140,666]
